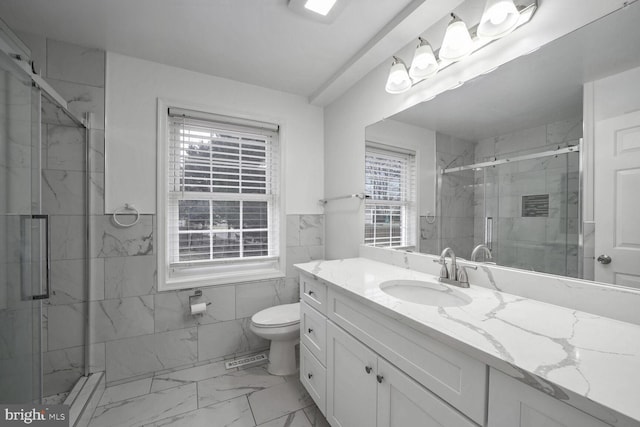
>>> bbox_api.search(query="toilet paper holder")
[189,290,211,315]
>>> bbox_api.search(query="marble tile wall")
[19,34,326,392]
[92,213,323,384]
[427,133,476,258]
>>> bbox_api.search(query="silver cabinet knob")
[365,366,372,374]
[376,375,384,383]
[307,373,313,379]
[307,328,313,334]
[597,255,612,264]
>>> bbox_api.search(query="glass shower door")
[0,50,44,404]
[481,150,580,276]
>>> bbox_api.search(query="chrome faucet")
[471,244,492,262]
[433,247,476,288]
[440,247,457,281]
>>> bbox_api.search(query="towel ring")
[112,203,140,227]
[424,211,436,224]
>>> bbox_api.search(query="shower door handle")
[20,215,50,300]
[484,217,493,251]
[32,215,51,300]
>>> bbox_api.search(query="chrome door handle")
[20,214,50,300]
[597,255,612,264]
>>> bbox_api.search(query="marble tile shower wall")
[473,117,582,277]
[22,35,326,391]
[422,133,476,258]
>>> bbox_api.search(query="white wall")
[105,52,324,215]
[324,0,628,260]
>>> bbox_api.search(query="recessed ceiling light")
[304,0,337,16]
[287,0,345,24]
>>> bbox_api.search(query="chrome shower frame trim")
[441,145,580,174]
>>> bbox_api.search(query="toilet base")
[267,339,299,376]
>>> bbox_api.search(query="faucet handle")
[432,259,444,264]
[440,263,449,279]
[457,267,469,285]
[457,264,477,286]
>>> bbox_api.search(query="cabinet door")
[326,321,377,427]
[488,369,610,427]
[377,358,477,427]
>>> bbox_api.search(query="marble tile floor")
[87,361,330,427]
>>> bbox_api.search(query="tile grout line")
[246,393,258,426]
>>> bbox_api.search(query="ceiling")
[391,2,640,141]
[0,0,415,98]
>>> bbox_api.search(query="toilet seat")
[251,302,300,328]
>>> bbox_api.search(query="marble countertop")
[295,258,640,427]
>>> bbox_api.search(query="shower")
[0,21,100,421]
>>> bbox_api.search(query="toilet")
[250,302,300,376]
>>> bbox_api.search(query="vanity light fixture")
[439,13,474,62]
[478,0,520,39]
[384,0,537,94]
[409,37,439,80]
[385,56,412,94]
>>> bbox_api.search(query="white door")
[376,358,476,427]
[326,321,377,427]
[594,111,640,287]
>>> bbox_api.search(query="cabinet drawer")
[301,301,327,365]
[300,273,327,315]
[488,368,610,427]
[328,288,487,426]
[301,343,326,416]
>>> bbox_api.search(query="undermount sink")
[379,279,472,307]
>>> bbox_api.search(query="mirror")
[365,2,640,286]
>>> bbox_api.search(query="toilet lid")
[252,302,300,327]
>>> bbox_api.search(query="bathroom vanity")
[295,255,640,427]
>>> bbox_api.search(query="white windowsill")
[160,266,285,291]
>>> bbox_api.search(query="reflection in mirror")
[365,2,640,287]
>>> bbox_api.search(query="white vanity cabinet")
[488,369,611,427]
[299,272,486,426]
[300,274,329,415]
[327,321,478,427]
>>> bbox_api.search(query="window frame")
[364,142,417,249]
[157,99,285,291]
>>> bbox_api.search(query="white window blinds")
[364,146,416,247]
[167,108,280,268]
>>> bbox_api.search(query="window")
[364,145,416,247]
[159,106,282,289]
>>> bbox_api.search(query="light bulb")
[385,57,411,94]
[439,14,473,62]
[478,0,519,39]
[490,8,508,25]
[409,38,438,80]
